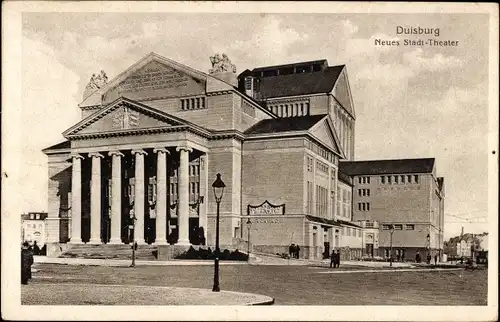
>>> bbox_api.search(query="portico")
[64,98,210,246]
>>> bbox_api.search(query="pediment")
[64,97,186,137]
[332,67,355,117]
[309,116,344,158]
[80,53,207,108]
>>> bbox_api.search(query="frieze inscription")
[251,218,282,224]
[247,200,285,216]
[118,65,189,93]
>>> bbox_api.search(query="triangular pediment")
[332,67,355,117]
[80,53,208,108]
[309,116,345,158]
[64,97,188,138]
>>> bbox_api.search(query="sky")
[19,12,492,240]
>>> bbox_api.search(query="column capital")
[70,153,84,160]
[176,146,193,153]
[132,149,148,156]
[108,150,125,157]
[153,147,170,155]
[88,152,104,159]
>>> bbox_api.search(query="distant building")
[445,232,487,259]
[21,212,48,246]
[339,158,445,260]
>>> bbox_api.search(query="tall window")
[408,175,412,183]
[381,176,385,184]
[394,175,399,184]
[401,175,405,183]
[414,175,419,183]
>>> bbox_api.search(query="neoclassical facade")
[43,53,364,259]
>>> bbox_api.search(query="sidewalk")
[22,283,274,305]
[34,256,248,267]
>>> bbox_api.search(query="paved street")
[23,263,487,305]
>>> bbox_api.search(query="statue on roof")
[209,53,237,74]
[83,70,108,100]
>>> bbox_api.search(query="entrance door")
[324,242,330,259]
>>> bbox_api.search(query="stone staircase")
[59,243,158,261]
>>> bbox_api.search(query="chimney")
[460,226,464,237]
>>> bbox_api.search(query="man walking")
[335,250,341,268]
[330,250,336,268]
[296,245,300,259]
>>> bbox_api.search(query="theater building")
[339,158,445,260]
[42,52,364,259]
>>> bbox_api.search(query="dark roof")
[305,215,341,227]
[337,219,362,228]
[339,158,435,176]
[257,65,344,99]
[337,169,353,186]
[252,59,328,73]
[244,114,326,135]
[437,177,444,191]
[43,140,70,152]
[305,215,362,228]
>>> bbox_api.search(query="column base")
[176,239,191,246]
[154,240,168,245]
[88,239,102,245]
[68,239,83,244]
[108,239,123,244]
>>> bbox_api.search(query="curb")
[22,283,275,306]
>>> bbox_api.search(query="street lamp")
[389,224,395,267]
[212,173,225,292]
[129,209,137,267]
[246,217,252,262]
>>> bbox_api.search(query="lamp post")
[389,224,395,267]
[246,217,252,262]
[212,173,225,292]
[129,208,137,267]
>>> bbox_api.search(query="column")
[132,149,147,244]
[89,152,104,244]
[108,151,124,244]
[199,154,208,232]
[69,154,84,244]
[327,167,332,220]
[176,146,192,245]
[154,148,169,244]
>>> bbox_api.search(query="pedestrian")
[21,242,32,285]
[415,252,421,263]
[33,241,40,256]
[426,253,431,265]
[396,252,400,262]
[296,245,300,259]
[329,250,336,268]
[289,244,295,259]
[434,254,438,265]
[335,250,341,268]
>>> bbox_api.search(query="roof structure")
[257,65,345,99]
[251,59,329,73]
[42,140,70,153]
[339,158,435,176]
[244,114,326,135]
